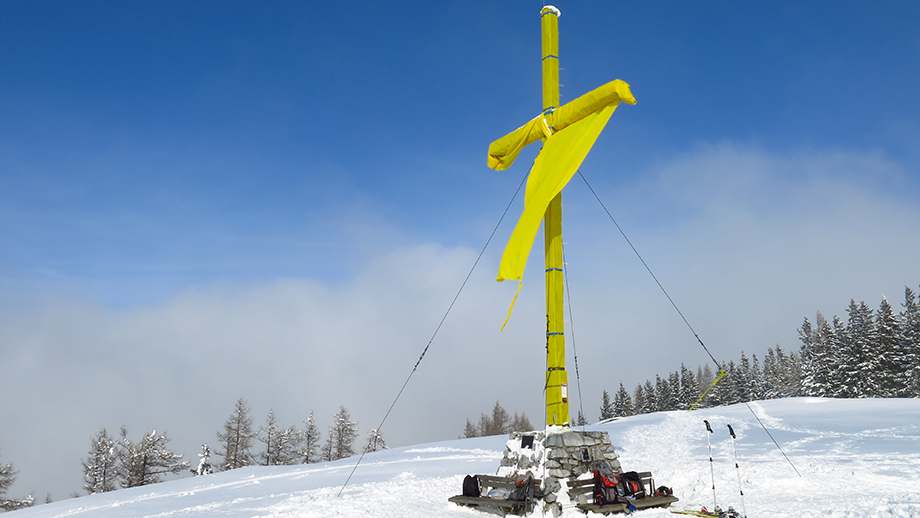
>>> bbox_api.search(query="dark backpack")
[462,475,480,497]
[510,473,535,502]
[622,471,645,498]
[592,469,621,505]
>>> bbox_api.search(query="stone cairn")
[496,429,623,516]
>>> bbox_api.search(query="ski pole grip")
[727,424,736,438]
[704,420,713,433]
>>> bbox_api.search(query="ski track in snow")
[10,398,920,518]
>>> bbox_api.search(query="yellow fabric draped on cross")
[489,80,635,327]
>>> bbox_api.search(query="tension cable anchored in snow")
[578,169,803,478]
[337,169,530,497]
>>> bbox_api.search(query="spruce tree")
[762,348,778,399]
[844,300,876,397]
[574,409,589,426]
[599,390,615,421]
[82,428,120,494]
[900,287,920,396]
[874,296,904,397]
[632,384,648,415]
[827,315,849,397]
[679,364,697,408]
[749,354,765,400]
[613,383,634,417]
[696,364,715,408]
[655,375,672,411]
[667,371,681,409]
[736,354,751,402]
[643,380,657,413]
[216,398,257,470]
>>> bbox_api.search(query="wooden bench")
[566,471,679,515]
[449,474,542,516]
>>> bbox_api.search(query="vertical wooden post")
[541,5,569,428]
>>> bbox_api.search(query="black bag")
[622,471,645,498]
[462,475,480,497]
[593,469,621,505]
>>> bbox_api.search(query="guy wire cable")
[561,244,587,431]
[338,167,531,496]
[576,169,802,478]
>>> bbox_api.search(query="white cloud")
[3,143,920,500]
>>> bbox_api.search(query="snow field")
[9,398,920,518]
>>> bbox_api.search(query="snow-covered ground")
[10,398,920,517]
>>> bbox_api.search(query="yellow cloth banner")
[487,80,635,171]
[496,101,620,282]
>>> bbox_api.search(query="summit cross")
[488,6,635,427]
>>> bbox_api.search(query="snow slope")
[10,398,920,518]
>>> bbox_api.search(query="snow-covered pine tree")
[363,429,387,453]
[799,317,818,395]
[82,428,120,494]
[827,314,848,397]
[696,364,715,408]
[643,380,657,413]
[900,286,920,396]
[736,353,752,403]
[775,345,802,397]
[613,382,633,417]
[0,452,34,511]
[216,398,257,471]
[193,444,213,475]
[655,375,672,411]
[844,300,876,397]
[762,348,778,399]
[749,354,765,400]
[679,364,697,408]
[599,389,615,420]
[667,371,681,410]
[718,361,740,405]
[322,406,359,461]
[118,427,189,488]
[874,296,905,397]
[632,384,648,415]
[300,411,322,463]
[574,410,589,426]
[800,313,838,397]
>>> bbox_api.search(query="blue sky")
[2,0,920,500]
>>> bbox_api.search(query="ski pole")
[727,424,747,518]
[704,420,716,510]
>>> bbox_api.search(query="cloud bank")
[3,143,920,500]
